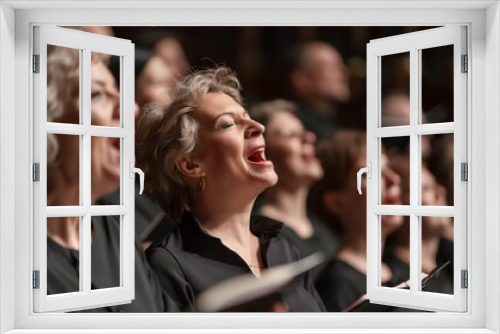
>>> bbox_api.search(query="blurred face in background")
[55,59,121,203]
[155,37,189,79]
[265,110,323,188]
[302,42,351,103]
[421,167,449,236]
[136,55,176,107]
[380,154,404,235]
[382,93,431,159]
[90,61,122,201]
[327,150,402,235]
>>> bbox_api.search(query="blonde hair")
[46,47,103,192]
[137,66,243,222]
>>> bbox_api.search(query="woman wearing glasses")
[250,100,339,279]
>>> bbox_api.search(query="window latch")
[129,162,144,195]
[357,162,371,195]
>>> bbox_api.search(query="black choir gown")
[47,215,177,312]
[146,212,326,312]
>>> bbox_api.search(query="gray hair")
[46,47,105,192]
[137,66,243,222]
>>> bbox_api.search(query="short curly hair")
[46,47,103,192]
[137,66,243,223]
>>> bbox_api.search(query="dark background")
[113,26,453,129]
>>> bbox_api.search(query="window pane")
[91,215,121,290]
[383,215,409,289]
[420,216,454,295]
[381,137,409,205]
[47,134,81,206]
[381,52,410,127]
[91,136,121,205]
[47,216,81,295]
[47,45,81,125]
[424,134,454,206]
[90,52,121,127]
[421,45,454,124]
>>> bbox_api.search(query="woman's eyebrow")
[213,110,249,122]
[91,79,106,88]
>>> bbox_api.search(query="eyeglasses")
[268,130,312,141]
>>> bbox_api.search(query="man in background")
[288,41,351,139]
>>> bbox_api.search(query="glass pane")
[47,45,81,125]
[421,216,454,295]
[47,134,81,206]
[91,215,121,290]
[47,216,81,295]
[421,45,454,124]
[381,137,408,206]
[90,52,121,127]
[424,134,454,206]
[92,136,121,205]
[383,215,409,289]
[381,52,410,127]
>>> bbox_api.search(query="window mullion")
[409,47,420,295]
[81,47,92,295]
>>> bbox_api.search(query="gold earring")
[197,176,206,191]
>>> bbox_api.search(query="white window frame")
[0,1,499,333]
[33,25,136,313]
[366,26,467,312]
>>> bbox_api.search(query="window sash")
[366,26,468,312]
[3,4,492,332]
[32,25,136,313]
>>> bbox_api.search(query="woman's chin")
[381,217,404,233]
[252,170,279,189]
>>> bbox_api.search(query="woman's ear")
[175,155,205,178]
[322,190,343,217]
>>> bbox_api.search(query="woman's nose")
[134,102,140,120]
[303,130,316,144]
[384,167,401,187]
[245,119,265,138]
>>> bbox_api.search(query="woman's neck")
[260,185,314,238]
[47,217,80,250]
[393,233,440,274]
[192,198,263,277]
[337,226,392,281]
[47,169,80,207]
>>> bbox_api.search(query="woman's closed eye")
[91,90,105,103]
[220,121,235,129]
[214,116,237,130]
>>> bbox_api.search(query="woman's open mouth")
[110,138,121,162]
[247,147,273,167]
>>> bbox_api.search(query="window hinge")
[33,270,40,289]
[461,54,468,73]
[461,270,468,289]
[461,162,468,181]
[33,54,40,73]
[33,163,40,182]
